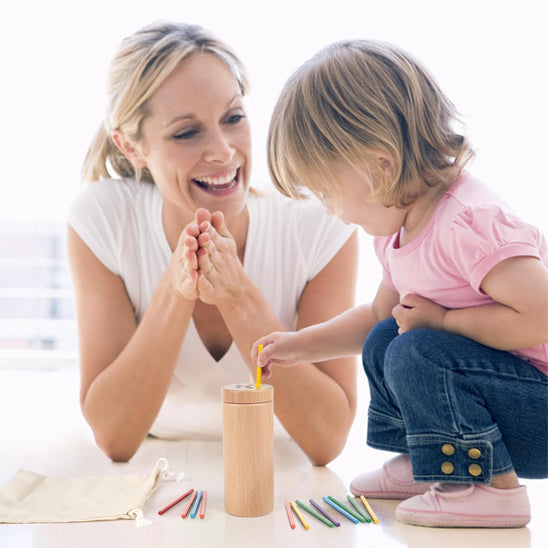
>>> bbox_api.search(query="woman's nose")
[203,129,234,163]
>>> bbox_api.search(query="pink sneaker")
[350,454,434,499]
[396,482,531,528]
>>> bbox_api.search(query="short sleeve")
[67,181,130,275]
[446,204,543,291]
[297,201,356,280]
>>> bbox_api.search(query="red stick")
[158,488,194,515]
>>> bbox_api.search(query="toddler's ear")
[111,129,147,168]
[376,151,394,174]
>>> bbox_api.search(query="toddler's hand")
[252,332,304,377]
[392,294,447,333]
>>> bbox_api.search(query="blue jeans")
[363,319,548,483]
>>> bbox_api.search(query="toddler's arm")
[253,282,399,376]
[394,257,548,350]
[447,256,548,349]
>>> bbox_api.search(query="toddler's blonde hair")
[268,39,474,209]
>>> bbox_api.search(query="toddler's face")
[324,160,405,236]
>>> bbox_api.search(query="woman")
[67,20,358,463]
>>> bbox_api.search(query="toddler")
[254,39,548,528]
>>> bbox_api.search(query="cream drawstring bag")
[0,458,183,527]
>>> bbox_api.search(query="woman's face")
[135,52,252,220]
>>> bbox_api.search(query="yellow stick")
[256,344,263,389]
[290,501,310,530]
[360,495,379,523]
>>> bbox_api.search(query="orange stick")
[181,490,197,519]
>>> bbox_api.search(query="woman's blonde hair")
[268,39,474,209]
[81,20,249,183]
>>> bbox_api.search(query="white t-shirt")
[68,179,355,439]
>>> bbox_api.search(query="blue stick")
[322,496,359,524]
[190,490,203,518]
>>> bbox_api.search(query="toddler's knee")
[384,329,444,391]
[362,318,399,375]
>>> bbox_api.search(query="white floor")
[0,368,546,547]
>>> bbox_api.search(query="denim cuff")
[366,408,409,453]
[407,427,514,483]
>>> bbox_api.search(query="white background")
[0,6,546,545]
[1,0,546,300]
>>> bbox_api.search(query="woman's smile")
[134,52,252,218]
[192,167,241,195]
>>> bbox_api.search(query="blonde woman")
[254,39,548,527]
[68,21,358,464]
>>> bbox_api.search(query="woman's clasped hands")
[169,208,243,305]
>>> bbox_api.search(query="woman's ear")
[111,129,147,168]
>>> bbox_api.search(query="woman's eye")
[173,128,198,140]
[226,113,245,125]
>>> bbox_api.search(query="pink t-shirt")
[374,173,548,374]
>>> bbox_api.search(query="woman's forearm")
[81,276,195,461]
[218,285,366,464]
[217,279,285,362]
[269,306,376,464]
[267,357,357,465]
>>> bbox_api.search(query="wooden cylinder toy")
[222,383,274,517]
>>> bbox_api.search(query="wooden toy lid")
[222,384,273,404]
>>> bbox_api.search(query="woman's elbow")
[308,412,355,466]
[308,433,349,466]
[95,433,139,462]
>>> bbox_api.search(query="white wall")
[1,0,546,302]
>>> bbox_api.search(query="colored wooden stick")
[190,490,203,518]
[285,500,296,529]
[347,494,371,523]
[200,490,208,519]
[309,498,340,527]
[181,490,197,518]
[327,495,366,523]
[290,501,309,530]
[322,496,359,524]
[360,495,379,523]
[157,488,194,515]
[256,344,263,389]
[296,500,334,528]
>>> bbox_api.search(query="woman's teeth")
[194,169,238,191]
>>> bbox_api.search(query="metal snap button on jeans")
[468,448,481,459]
[468,464,482,476]
[441,444,455,456]
[441,461,455,474]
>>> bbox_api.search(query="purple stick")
[309,498,341,527]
